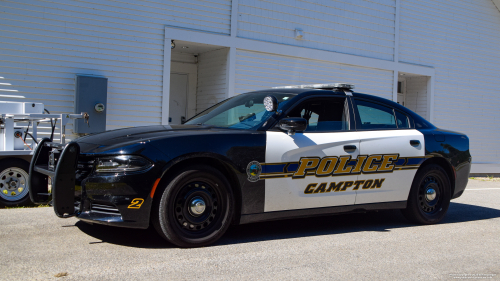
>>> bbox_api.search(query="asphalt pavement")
[1,179,499,280]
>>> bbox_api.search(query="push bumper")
[29,138,79,218]
[28,139,155,229]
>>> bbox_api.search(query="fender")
[149,131,267,217]
[418,128,471,198]
[152,152,243,221]
[158,152,244,180]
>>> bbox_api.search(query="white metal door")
[169,73,188,125]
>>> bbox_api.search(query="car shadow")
[75,202,500,249]
[75,221,173,248]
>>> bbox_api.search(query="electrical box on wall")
[75,75,108,134]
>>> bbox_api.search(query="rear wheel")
[401,164,451,224]
[152,165,234,247]
[0,158,32,207]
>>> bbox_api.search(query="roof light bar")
[272,83,355,90]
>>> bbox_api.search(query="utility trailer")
[0,101,87,207]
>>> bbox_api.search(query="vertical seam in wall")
[226,47,236,98]
[227,0,239,97]
[392,70,399,102]
[428,76,434,123]
[230,0,239,37]
[394,0,400,63]
[162,28,172,125]
[392,0,400,102]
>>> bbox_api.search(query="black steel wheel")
[401,164,451,224]
[152,165,234,247]
[0,158,32,207]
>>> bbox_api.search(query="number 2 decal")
[128,198,144,209]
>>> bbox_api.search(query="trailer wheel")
[0,158,32,207]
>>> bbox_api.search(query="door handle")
[410,140,420,146]
[344,145,357,152]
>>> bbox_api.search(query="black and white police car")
[29,83,471,247]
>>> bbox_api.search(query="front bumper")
[28,139,160,229]
[76,201,151,229]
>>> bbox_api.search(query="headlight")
[95,155,152,173]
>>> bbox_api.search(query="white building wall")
[235,50,394,99]
[162,0,232,34]
[399,0,500,164]
[238,0,396,61]
[196,48,229,112]
[0,0,232,140]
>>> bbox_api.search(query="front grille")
[77,157,95,172]
[91,203,121,215]
[76,156,95,181]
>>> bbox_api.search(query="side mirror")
[279,117,307,136]
[263,95,278,112]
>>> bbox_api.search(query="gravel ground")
[1,179,499,280]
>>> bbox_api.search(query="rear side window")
[395,110,411,129]
[355,99,397,129]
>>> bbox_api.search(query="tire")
[401,164,451,224]
[152,165,234,247]
[0,158,32,207]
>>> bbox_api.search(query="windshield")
[185,92,296,130]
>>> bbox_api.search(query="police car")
[28,83,471,247]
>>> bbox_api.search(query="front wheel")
[401,164,451,224]
[0,158,32,207]
[152,165,234,247]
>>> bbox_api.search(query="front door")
[169,73,188,124]
[263,96,360,212]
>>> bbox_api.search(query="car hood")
[75,124,230,154]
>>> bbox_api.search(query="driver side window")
[286,97,349,132]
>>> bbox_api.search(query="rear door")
[263,96,360,212]
[352,98,425,205]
